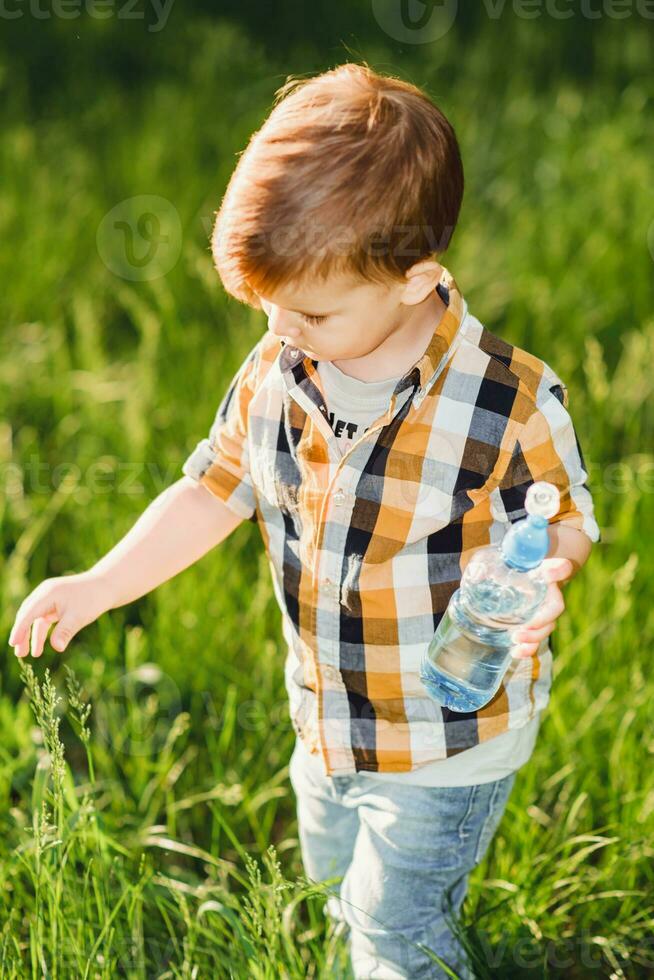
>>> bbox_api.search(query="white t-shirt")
[304,356,542,786]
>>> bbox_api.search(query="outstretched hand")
[510,556,574,659]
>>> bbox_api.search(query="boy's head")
[212,62,464,362]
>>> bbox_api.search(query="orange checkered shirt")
[182,267,601,776]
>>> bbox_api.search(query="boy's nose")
[266,306,300,340]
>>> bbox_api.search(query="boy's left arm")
[491,373,601,658]
[510,524,594,658]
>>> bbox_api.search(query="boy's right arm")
[8,476,244,659]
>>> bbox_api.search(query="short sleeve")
[489,380,601,543]
[182,340,261,522]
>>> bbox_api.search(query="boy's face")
[256,261,443,364]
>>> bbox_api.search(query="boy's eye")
[302,314,327,326]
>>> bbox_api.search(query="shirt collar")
[278,264,466,391]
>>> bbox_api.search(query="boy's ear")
[401,256,444,305]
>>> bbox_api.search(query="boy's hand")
[510,557,573,658]
[8,571,116,659]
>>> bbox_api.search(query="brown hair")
[212,62,464,308]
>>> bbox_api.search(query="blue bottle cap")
[500,482,561,571]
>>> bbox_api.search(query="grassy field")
[1,11,653,978]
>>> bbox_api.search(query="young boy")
[9,64,600,978]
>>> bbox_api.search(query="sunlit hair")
[211,62,464,308]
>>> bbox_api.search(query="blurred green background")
[1,4,653,977]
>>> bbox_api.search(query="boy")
[9,64,600,978]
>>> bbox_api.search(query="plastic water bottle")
[419,481,561,712]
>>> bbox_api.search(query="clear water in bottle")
[419,482,561,712]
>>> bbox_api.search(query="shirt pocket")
[354,455,455,566]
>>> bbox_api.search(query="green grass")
[1,15,653,979]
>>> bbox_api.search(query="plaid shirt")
[182,267,601,776]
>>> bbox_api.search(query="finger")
[512,643,538,658]
[10,601,59,658]
[30,617,52,659]
[519,600,564,632]
[50,617,79,653]
[519,584,564,630]
[9,590,58,649]
[513,623,556,646]
[12,622,34,659]
[540,557,573,584]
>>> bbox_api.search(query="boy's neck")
[331,288,447,383]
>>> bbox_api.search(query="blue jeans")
[289,738,517,979]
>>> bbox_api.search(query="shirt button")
[323,665,339,681]
[333,489,346,505]
[290,349,299,358]
[322,578,340,599]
